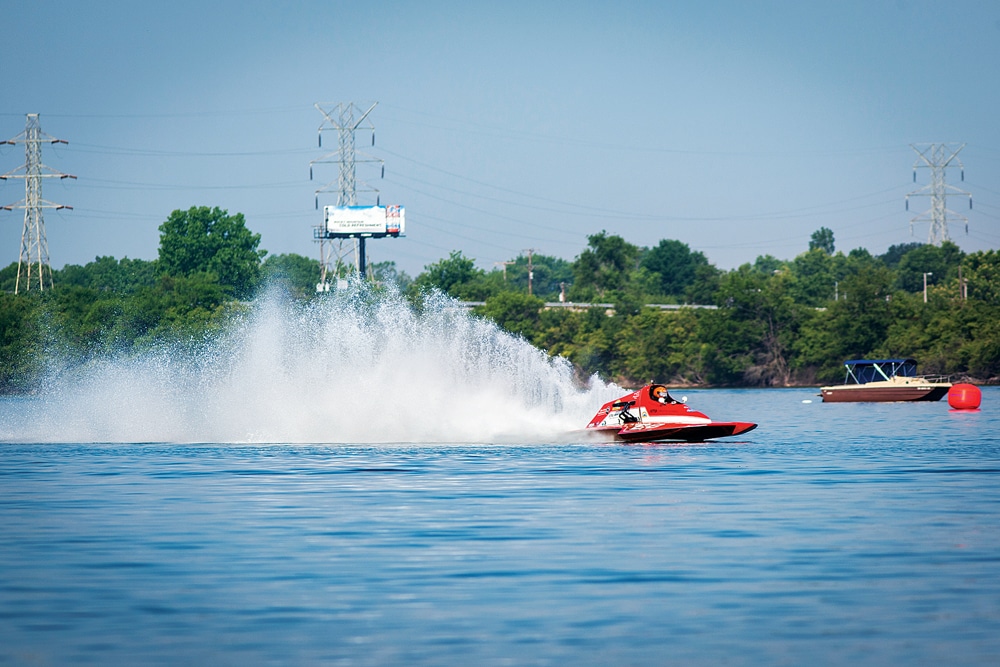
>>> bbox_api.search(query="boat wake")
[1,284,621,444]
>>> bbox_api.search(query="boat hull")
[820,359,951,403]
[587,421,758,443]
[615,421,758,443]
[819,385,949,402]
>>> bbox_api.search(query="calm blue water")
[2,388,999,666]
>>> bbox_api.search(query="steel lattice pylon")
[905,143,972,246]
[309,102,384,282]
[1,113,75,293]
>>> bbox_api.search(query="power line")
[380,146,908,222]
[378,103,912,158]
[0,105,309,119]
[62,142,314,157]
[77,176,306,191]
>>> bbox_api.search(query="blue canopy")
[843,358,916,366]
[842,359,918,384]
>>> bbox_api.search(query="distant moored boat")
[819,358,951,403]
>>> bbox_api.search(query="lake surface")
[2,387,998,665]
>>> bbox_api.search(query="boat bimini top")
[841,359,918,385]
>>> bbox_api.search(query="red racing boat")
[586,384,757,443]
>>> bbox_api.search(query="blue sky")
[2,0,999,278]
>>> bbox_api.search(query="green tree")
[570,231,640,300]
[962,249,1000,304]
[45,285,127,358]
[262,253,322,298]
[528,307,576,359]
[752,254,786,275]
[43,271,237,359]
[684,263,723,304]
[565,306,625,382]
[157,206,266,297]
[878,242,923,269]
[792,308,841,383]
[895,241,963,292]
[617,308,703,385]
[56,256,157,294]
[825,261,895,362]
[127,273,234,344]
[963,309,1000,379]
[476,291,544,338]
[413,250,493,299]
[640,239,710,298]
[0,293,44,392]
[700,266,800,386]
[788,248,840,307]
[809,227,836,254]
[502,253,573,299]
[0,262,17,293]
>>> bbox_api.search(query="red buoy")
[948,383,982,410]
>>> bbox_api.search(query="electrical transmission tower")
[310,102,384,281]
[1,114,76,293]
[905,143,971,245]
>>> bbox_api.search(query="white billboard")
[323,205,405,236]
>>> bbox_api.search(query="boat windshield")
[844,359,918,384]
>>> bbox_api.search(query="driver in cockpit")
[651,385,676,404]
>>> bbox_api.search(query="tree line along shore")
[1,206,997,393]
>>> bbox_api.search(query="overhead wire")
[378,103,914,158]
[76,176,307,191]
[60,142,314,158]
[0,105,310,120]
[5,102,996,270]
[381,145,912,223]
[382,175,589,243]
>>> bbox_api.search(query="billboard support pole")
[359,237,367,279]
[313,206,404,286]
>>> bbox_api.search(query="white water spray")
[1,285,622,444]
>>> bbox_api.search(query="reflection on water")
[2,389,999,665]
